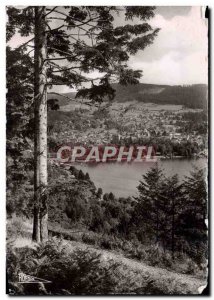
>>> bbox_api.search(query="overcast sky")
[128,6,208,86]
[8,6,208,92]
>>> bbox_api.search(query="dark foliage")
[46,164,207,269]
[112,83,208,109]
[7,239,199,295]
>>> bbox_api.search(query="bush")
[7,238,203,295]
[185,258,200,275]
[8,239,166,295]
[130,247,147,261]
[100,235,113,250]
[7,240,123,295]
[82,233,97,245]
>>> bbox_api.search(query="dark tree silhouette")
[7,5,159,242]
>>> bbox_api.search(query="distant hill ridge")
[48,83,208,109]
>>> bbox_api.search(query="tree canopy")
[7,6,159,102]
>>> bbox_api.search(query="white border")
[2,1,214,5]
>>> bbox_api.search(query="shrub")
[7,239,202,295]
[100,235,113,250]
[7,217,32,240]
[130,247,147,261]
[6,239,146,295]
[185,258,200,275]
[82,233,97,245]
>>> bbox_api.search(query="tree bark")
[171,196,175,260]
[32,6,48,242]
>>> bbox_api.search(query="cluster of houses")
[49,102,207,153]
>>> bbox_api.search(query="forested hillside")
[48,83,208,109]
[112,83,208,109]
[7,161,208,277]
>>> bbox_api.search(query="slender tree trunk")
[156,210,159,243]
[32,6,48,242]
[171,197,175,260]
[155,194,159,244]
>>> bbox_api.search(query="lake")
[75,158,207,197]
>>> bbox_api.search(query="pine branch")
[46,9,103,30]
[47,74,105,86]
[47,91,96,107]
[52,66,82,73]
[47,9,98,25]
[45,56,75,61]
[47,17,65,21]
[46,45,106,65]
[15,37,34,50]
[46,24,66,32]
[47,60,81,72]
[47,47,75,57]
[26,48,34,55]
[81,76,106,82]
[45,6,58,17]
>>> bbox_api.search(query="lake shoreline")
[73,158,207,197]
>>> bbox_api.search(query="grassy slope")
[7,217,207,295]
[61,239,206,295]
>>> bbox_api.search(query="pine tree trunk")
[171,197,175,260]
[32,6,48,242]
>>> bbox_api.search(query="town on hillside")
[48,100,208,159]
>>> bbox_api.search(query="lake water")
[75,158,207,197]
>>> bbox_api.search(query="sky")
[8,6,208,93]
[127,6,208,86]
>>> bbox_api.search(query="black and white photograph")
[6,5,209,295]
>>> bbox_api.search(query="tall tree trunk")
[32,6,48,242]
[155,194,159,244]
[171,197,175,260]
